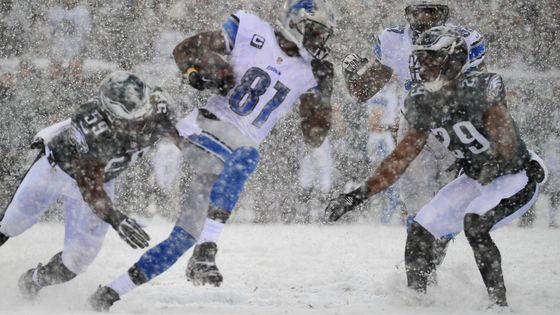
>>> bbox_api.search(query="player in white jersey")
[341,0,486,272]
[366,80,401,223]
[88,1,335,310]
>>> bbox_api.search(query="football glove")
[107,211,150,249]
[183,66,235,96]
[325,185,371,222]
[311,59,334,98]
[342,53,369,80]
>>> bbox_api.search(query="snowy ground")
[0,219,559,315]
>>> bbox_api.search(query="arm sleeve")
[223,13,240,52]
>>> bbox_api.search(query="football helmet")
[409,26,469,92]
[405,0,449,34]
[98,71,153,123]
[278,0,336,60]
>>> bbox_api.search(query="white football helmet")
[98,71,153,123]
[278,0,336,60]
[405,0,449,34]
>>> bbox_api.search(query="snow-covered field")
[0,219,559,315]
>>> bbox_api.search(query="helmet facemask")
[279,0,335,60]
[297,19,333,60]
[405,3,449,34]
[409,27,469,92]
[98,72,153,132]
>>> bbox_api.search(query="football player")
[0,71,178,299]
[342,0,486,274]
[326,27,546,307]
[88,0,335,310]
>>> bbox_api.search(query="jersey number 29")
[229,67,290,127]
[432,121,490,158]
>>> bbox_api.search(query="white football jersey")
[202,11,318,145]
[374,23,486,111]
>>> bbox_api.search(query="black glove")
[30,137,45,150]
[183,67,235,97]
[311,59,334,98]
[527,159,545,183]
[325,185,371,222]
[107,211,150,249]
[341,53,369,80]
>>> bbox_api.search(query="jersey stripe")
[223,14,240,50]
[469,41,486,61]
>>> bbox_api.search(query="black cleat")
[186,242,223,287]
[89,286,120,312]
[18,265,43,299]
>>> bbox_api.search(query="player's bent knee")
[209,147,260,213]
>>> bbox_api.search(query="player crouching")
[325,27,546,308]
[0,71,177,299]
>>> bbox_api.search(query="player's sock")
[107,270,139,296]
[405,221,436,293]
[197,217,225,244]
[0,232,8,247]
[464,213,507,307]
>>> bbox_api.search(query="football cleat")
[89,285,120,312]
[18,265,42,299]
[186,242,223,287]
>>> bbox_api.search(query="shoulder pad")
[409,83,429,97]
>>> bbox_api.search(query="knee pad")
[209,147,260,213]
[36,252,77,287]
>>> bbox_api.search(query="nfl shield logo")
[276,57,283,64]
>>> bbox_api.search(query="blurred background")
[0,0,559,226]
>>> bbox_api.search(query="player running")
[341,0,486,275]
[326,26,546,307]
[88,0,335,310]
[0,71,177,299]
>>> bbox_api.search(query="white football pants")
[415,171,539,238]
[0,154,114,274]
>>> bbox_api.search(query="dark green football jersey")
[49,97,176,181]
[404,72,530,184]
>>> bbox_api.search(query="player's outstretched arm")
[173,31,234,95]
[299,59,334,147]
[342,54,393,103]
[325,128,428,221]
[72,158,150,249]
[485,99,517,162]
